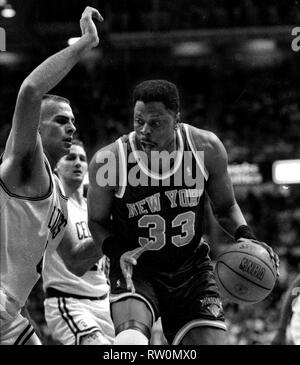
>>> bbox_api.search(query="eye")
[66,154,76,160]
[150,120,160,128]
[55,117,68,125]
[135,118,144,125]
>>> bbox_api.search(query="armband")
[234,225,256,241]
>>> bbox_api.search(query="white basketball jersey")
[42,197,109,297]
[0,158,68,309]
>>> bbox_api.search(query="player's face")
[40,101,76,161]
[56,144,88,185]
[134,101,178,155]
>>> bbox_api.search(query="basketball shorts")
[0,289,37,345]
[109,249,226,344]
[44,295,115,345]
[290,295,300,345]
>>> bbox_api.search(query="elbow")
[19,79,41,101]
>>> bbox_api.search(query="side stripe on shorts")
[14,324,34,345]
[57,297,79,335]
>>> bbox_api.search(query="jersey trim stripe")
[115,138,127,198]
[0,159,54,201]
[13,324,33,345]
[172,319,227,345]
[128,129,184,180]
[19,328,36,345]
[183,123,209,181]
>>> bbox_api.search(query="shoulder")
[183,123,228,173]
[183,123,226,155]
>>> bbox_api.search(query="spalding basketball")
[215,240,277,305]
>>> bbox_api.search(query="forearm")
[213,202,247,238]
[88,218,112,255]
[67,238,102,276]
[23,36,93,98]
[89,218,124,259]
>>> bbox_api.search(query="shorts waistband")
[45,287,108,301]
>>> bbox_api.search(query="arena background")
[1,0,300,345]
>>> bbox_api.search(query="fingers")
[238,239,280,278]
[82,6,104,22]
[126,274,136,294]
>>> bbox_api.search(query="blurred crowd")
[31,0,300,31]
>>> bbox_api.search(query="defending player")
[0,7,102,345]
[42,140,115,345]
[88,80,279,345]
[272,273,300,345]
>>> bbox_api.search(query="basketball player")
[272,273,300,345]
[42,140,115,345]
[0,7,102,345]
[88,80,279,345]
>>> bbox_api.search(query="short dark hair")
[40,94,71,122]
[133,80,180,113]
[42,94,70,105]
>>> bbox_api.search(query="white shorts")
[290,295,300,345]
[0,289,37,345]
[44,296,115,345]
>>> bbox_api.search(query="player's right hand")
[120,243,151,293]
[80,6,103,48]
[120,250,138,293]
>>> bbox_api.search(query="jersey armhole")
[183,123,209,181]
[115,138,127,198]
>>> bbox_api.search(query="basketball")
[215,239,277,305]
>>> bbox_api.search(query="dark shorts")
[109,249,225,344]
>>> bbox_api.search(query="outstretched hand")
[80,6,103,48]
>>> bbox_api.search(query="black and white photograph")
[0,0,300,350]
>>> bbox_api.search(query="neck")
[61,181,84,204]
[44,150,57,171]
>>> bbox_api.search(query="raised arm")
[1,7,103,189]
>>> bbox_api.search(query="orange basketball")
[215,240,277,305]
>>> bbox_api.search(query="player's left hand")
[237,238,280,277]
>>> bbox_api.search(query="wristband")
[234,225,256,241]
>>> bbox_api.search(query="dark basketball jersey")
[112,123,211,272]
